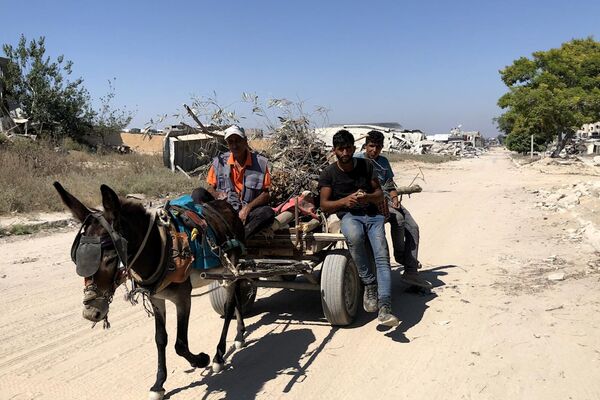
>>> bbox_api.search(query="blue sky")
[2,0,600,136]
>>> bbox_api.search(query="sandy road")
[1,149,599,400]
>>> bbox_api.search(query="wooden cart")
[201,230,360,326]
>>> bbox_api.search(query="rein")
[128,211,156,272]
[127,214,168,288]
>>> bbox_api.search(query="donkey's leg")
[149,298,168,400]
[212,282,237,372]
[173,282,210,368]
[233,282,247,349]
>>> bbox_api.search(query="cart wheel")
[320,251,360,326]
[208,279,257,317]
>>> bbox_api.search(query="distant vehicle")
[129,128,141,133]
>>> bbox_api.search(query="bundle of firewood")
[261,119,330,206]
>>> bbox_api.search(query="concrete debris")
[534,181,600,211]
[547,272,566,281]
[317,124,487,158]
[427,141,486,158]
[534,181,600,252]
[316,124,426,154]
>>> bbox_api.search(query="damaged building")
[577,122,600,155]
[316,123,486,157]
[316,123,426,153]
[162,124,227,172]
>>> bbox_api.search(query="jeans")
[340,213,392,305]
[388,205,420,272]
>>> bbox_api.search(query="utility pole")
[530,135,534,159]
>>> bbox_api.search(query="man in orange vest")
[205,125,275,239]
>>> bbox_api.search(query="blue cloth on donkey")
[167,195,224,270]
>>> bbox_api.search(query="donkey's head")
[54,182,149,324]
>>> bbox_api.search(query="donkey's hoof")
[148,389,165,400]
[191,352,210,368]
[234,340,245,349]
[212,362,225,373]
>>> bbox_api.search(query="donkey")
[54,182,250,400]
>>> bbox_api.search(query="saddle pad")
[168,195,221,270]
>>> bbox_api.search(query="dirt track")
[1,149,599,400]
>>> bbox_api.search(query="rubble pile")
[521,156,600,177]
[317,124,488,158]
[534,182,600,252]
[533,182,600,211]
[426,142,486,158]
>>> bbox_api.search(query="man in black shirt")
[319,130,399,327]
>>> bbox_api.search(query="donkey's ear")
[53,181,91,222]
[100,184,121,221]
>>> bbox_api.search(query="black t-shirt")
[318,158,379,217]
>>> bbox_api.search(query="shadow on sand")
[165,286,338,399]
[375,264,457,342]
[165,264,457,399]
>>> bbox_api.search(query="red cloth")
[274,192,318,219]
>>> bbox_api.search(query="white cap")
[224,125,247,140]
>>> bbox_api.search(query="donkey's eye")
[103,253,118,265]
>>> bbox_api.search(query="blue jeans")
[340,213,392,305]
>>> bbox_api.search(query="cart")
[201,230,360,326]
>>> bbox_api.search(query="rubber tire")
[208,279,257,317]
[320,250,360,326]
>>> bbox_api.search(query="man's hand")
[343,192,360,208]
[356,189,368,205]
[215,191,227,200]
[390,190,400,209]
[239,205,251,223]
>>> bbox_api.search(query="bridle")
[71,210,165,312]
[71,199,242,328]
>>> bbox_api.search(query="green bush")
[62,137,90,152]
[504,131,547,154]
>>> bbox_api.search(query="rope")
[90,313,111,330]
[123,279,155,317]
[205,234,240,277]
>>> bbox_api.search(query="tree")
[496,38,600,155]
[1,35,94,140]
[92,78,133,144]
